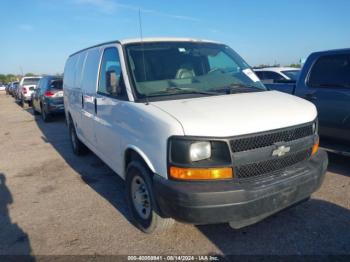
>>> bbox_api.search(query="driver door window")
[98,47,125,97]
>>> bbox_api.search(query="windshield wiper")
[211,83,264,94]
[170,87,221,95]
[148,87,221,97]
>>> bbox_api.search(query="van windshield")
[125,42,265,100]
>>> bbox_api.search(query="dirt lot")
[0,93,349,257]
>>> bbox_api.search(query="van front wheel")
[126,161,174,233]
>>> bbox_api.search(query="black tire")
[41,106,51,122]
[32,105,39,115]
[126,160,174,233]
[20,98,24,107]
[69,121,88,155]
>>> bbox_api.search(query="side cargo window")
[63,55,78,89]
[98,47,126,98]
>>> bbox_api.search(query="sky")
[1,0,350,75]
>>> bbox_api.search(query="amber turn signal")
[312,138,319,155]
[169,166,233,180]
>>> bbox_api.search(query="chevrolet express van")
[63,38,328,233]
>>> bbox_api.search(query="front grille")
[236,149,312,179]
[230,124,314,152]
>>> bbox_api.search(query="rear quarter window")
[63,56,78,89]
[74,52,87,88]
[81,48,101,93]
[49,79,63,90]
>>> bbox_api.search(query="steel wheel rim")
[131,175,151,219]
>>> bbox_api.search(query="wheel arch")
[124,146,156,176]
[66,110,74,127]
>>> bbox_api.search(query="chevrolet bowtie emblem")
[272,145,290,157]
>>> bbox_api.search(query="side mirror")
[106,70,121,95]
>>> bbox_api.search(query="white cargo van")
[63,38,328,233]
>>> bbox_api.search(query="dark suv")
[32,76,64,122]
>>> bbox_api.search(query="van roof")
[69,37,222,57]
[119,37,221,45]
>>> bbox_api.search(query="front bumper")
[153,150,328,227]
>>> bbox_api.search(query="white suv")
[254,67,301,83]
[63,38,328,233]
[18,76,42,107]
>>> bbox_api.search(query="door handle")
[305,93,317,101]
[94,97,97,114]
[81,94,84,108]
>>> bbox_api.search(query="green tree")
[25,73,36,77]
[0,74,20,83]
[0,74,6,83]
[253,64,272,69]
[288,63,301,68]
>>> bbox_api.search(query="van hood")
[150,91,317,137]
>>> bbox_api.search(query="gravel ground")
[0,93,349,258]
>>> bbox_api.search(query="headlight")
[189,141,211,162]
[168,137,232,180]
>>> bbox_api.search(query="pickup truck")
[267,49,350,156]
